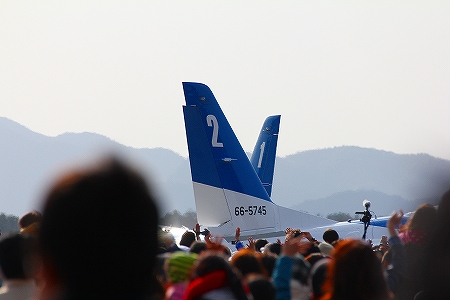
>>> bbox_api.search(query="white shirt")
[0,279,37,300]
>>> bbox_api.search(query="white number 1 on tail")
[257,142,265,168]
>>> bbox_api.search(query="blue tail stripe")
[369,215,409,228]
[182,82,272,201]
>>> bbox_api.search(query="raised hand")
[388,210,404,237]
[247,237,256,251]
[235,227,241,241]
[282,232,312,256]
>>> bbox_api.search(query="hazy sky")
[2,1,450,160]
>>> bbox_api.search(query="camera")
[198,229,210,236]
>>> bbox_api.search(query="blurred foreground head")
[0,233,38,280]
[38,158,159,299]
[322,239,389,300]
[419,189,450,299]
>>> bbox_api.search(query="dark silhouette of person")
[322,229,339,244]
[416,189,450,300]
[0,233,39,299]
[37,157,160,300]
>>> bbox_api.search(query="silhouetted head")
[189,241,207,255]
[188,252,248,300]
[420,189,450,299]
[254,239,268,252]
[310,258,330,300]
[19,210,42,229]
[247,275,275,300]
[405,203,438,232]
[264,242,282,256]
[322,228,339,244]
[192,252,230,278]
[434,189,450,246]
[0,233,37,280]
[39,158,159,299]
[230,248,264,277]
[261,254,276,277]
[305,252,326,267]
[180,231,196,248]
[19,210,42,237]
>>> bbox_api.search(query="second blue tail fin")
[250,115,280,197]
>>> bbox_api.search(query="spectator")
[397,204,438,300]
[417,190,450,299]
[37,158,161,300]
[163,232,183,253]
[262,242,282,256]
[180,231,197,251]
[383,210,406,296]
[261,254,277,277]
[318,242,333,258]
[19,211,42,230]
[18,211,42,237]
[308,258,330,300]
[183,252,248,300]
[189,241,207,255]
[320,239,389,300]
[165,252,198,300]
[322,229,339,244]
[0,234,38,300]
[272,232,311,300]
[304,253,326,267]
[230,249,265,279]
[247,275,275,300]
[155,253,171,290]
[254,239,269,253]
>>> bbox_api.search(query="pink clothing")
[398,229,427,245]
[165,282,188,300]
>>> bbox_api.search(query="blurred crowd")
[0,157,449,300]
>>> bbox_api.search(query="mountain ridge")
[1,116,449,218]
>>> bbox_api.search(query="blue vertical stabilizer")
[183,82,271,202]
[250,115,280,197]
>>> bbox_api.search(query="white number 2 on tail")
[206,115,223,147]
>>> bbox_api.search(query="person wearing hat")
[165,252,198,300]
[318,242,334,257]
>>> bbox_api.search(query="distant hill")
[271,146,450,214]
[1,117,450,218]
[291,190,437,218]
[0,117,193,216]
